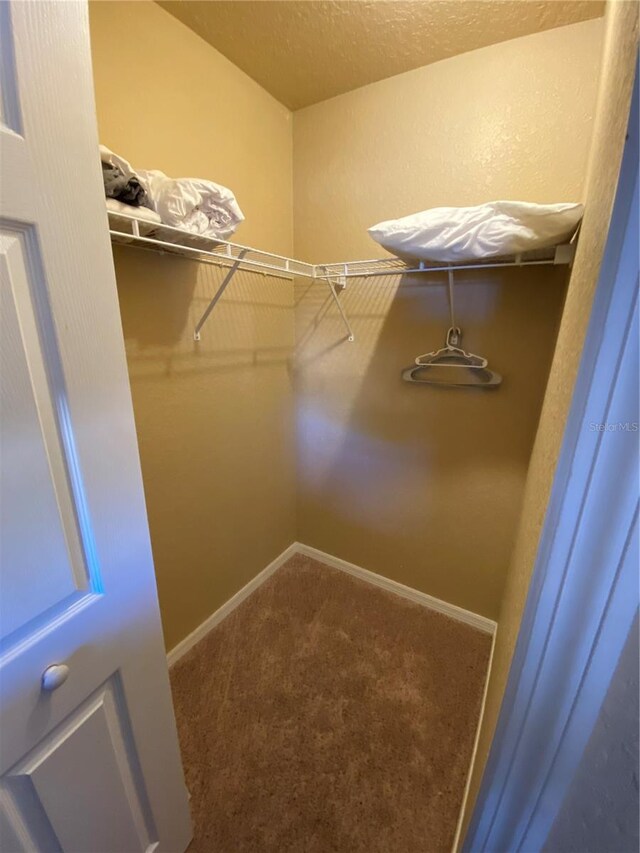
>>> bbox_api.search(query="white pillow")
[368,200,583,263]
[106,197,162,224]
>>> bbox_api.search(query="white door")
[0,3,192,851]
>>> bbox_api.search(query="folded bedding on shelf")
[99,145,244,240]
[102,162,148,206]
[137,170,245,240]
[106,197,162,224]
[100,145,148,207]
[368,200,584,263]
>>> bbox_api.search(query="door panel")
[1,227,89,645]
[0,3,192,850]
[4,678,154,853]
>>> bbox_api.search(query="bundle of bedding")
[368,200,584,263]
[100,146,158,223]
[99,145,244,240]
[137,169,244,240]
[102,161,148,207]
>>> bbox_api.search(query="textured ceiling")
[158,1,604,110]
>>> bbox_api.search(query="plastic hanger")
[414,325,487,368]
[402,270,502,387]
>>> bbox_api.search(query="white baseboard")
[293,542,497,635]
[451,628,497,852]
[166,542,298,667]
[167,541,497,666]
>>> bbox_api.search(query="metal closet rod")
[108,211,575,343]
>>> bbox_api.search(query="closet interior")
[89,1,609,849]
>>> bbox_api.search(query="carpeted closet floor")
[170,554,492,852]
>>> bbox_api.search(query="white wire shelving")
[316,241,576,280]
[108,210,577,342]
[108,211,316,279]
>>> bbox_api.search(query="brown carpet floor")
[169,554,492,853]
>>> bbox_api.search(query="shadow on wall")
[294,266,569,620]
[114,246,293,380]
[294,277,354,359]
[111,245,296,651]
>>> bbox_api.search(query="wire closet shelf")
[108,210,577,341]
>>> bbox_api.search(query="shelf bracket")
[318,267,355,342]
[193,249,249,341]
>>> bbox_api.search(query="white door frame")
[464,69,639,852]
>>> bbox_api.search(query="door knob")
[41,664,69,692]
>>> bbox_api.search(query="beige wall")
[90,3,610,650]
[89,1,295,651]
[293,19,603,620]
[462,0,639,837]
